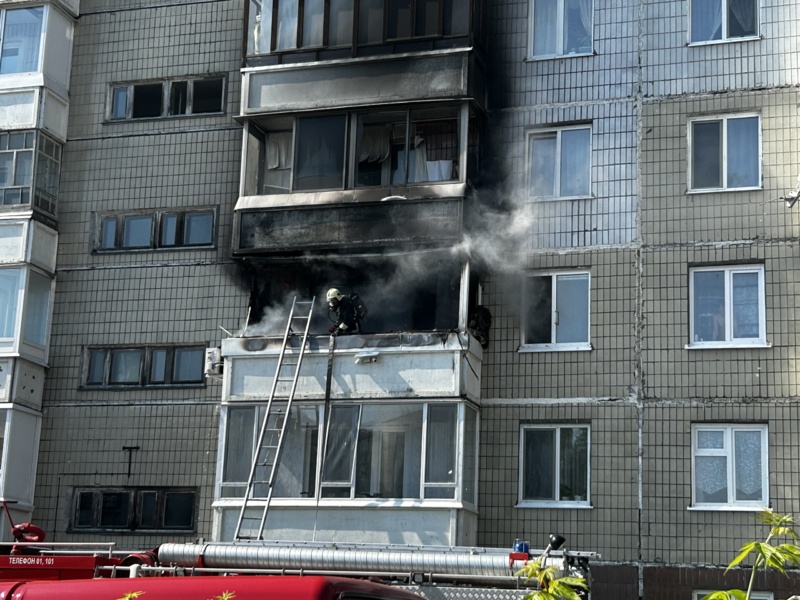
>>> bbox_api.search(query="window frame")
[108,76,226,122]
[70,487,197,532]
[520,270,592,352]
[97,208,216,252]
[688,264,767,349]
[688,0,759,45]
[84,345,207,388]
[517,424,591,508]
[527,0,594,59]
[526,124,592,200]
[690,424,769,511]
[0,6,45,76]
[688,113,762,192]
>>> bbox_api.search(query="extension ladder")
[233,296,315,541]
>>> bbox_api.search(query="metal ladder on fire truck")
[233,296,316,541]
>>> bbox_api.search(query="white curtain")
[413,135,428,182]
[691,0,722,41]
[358,125,391,162]
[266,132,293,169]
[577,0,592,45]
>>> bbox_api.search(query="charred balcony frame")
[244,0,486,65]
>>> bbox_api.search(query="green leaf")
[557,576,589,590]
[699,592,733,600]
[548,580,584,600]
[726,542,757,570]
[727,590,747,600]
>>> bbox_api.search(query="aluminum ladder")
[233,296,315,541]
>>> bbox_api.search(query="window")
[689,264,766,347]
[98,209,215,251]
[0,7,44,75]
[72,488,196,531]
[0,267,52,348]
[257,107,462,195]
[691,424,768,509]
[85,346,206,387]
[247,0,469,54]
[0,131,61,214]
[529,0,592,57]
[220,402,469,501]
[690,0,757,43]
[109,77,225,121]
[528,126,591,199]
[521,271,590,351]
[519,425,590,507]
[689,114,760,191]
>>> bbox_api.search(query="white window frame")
[527,0,594,59]
[688,0,759,45]
[526,125,592,200]
[690,424,768,511]
[517,424,591,509]
[520,270,592,352]
[0,6,46,76]
[688,113,762,192]
[688,264,767,349]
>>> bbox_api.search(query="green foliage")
[516,554,588,600]
[700,508,800,600]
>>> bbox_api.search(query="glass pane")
[697,429,724,449]
[173,347,204,383]
[100,217,117,249]
[691,0,722,42]
[112,88,128,119]
[424,487,455,499]
[523,428,555,500]
[99,492,130,528]
[727,117,759,188]
[76,492,94,527]
[302,0,324,46]
[22,270,50,346]
[328,0,353,46]
[150,348,167,383]
[0,8,43,74]
[87,350,107,384]
[415,0,439,36]
[532,0,557,55]
[728,0,756,37]
[110,349,142,384]
[132,83,163,118]
[358,0,384,43]
[322,405,360,483]
[192,78,224,114]
[183,212,214,246]
[734,430,763,501]
[692,270,725,342]
[169,81,188,115]
[160,214,177,247]
[443,0,468,35]
[525,276,552,344]
[387,0,412,38]
[425,404,457,484]
[14,150,32,186]
[555,273,589,343]
[692,121,722,188]
[529,134,557,196]
[0,269,20,338]
[276,0,299,49]
[563,0,591,53]
[462,406,477,504]
[732,271,760,339]
[122,215,153,248]
[222,407,255,486]
[355,404,422,498]
[559,427,588,501]
[695,455,728,503]
[249,0,272,54]
[560,128,590,196]
[8,133,27,150]
[294,116,346,191]
[164,492,195,528]
[274,406,319,497]
[139,491,158,528]
[0,154,12,187]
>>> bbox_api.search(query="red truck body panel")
[0,575,424,599]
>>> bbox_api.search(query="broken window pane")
[132,83,163,118]
[139,491,158,528]
[192,78,224,114]
[169,81,188,115]
[99,492,130,528]
[294,115,346,191]
[163,491,195,528]
[524,275,552,344]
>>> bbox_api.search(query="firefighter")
[326,288,360,336]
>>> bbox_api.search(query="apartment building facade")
[9,0,800,599]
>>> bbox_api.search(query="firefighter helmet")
[326,288,344,302]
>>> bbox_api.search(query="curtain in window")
[726,117,759,188]
[532,0,557,55]
[412,135,428,182]
[276,0,299,49]
[691,0,722,42]
[577,0,592,42]
[266,133,292,169]
[560,129,590,196]
[734,430,762,501]
[358,126,391,162]
[728,0,756,37]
